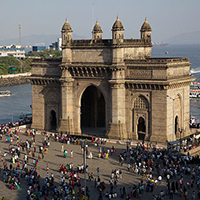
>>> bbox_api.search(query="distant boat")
[165,51,169,54]
[190,68,200,74]
[190,81,200,99]
[0,90,11,97]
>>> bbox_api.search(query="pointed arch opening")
[175,116,179,136]
[137,117,146,140]
[50,110,57,130]
[81,85,106,136]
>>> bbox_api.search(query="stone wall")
[0,76,30,87]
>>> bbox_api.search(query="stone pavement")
[0,129,198,200]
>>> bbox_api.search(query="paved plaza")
[0,128,199,200]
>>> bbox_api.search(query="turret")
[61,18,72,63]
[61,18,73,47]
[140,17,152,41]
[112,16,124,44]
[92,21,103,40]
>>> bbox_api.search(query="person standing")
[71,150,73,158]
[97,167,100,177]
[61,144,64,152]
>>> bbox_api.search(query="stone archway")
[133,95,149,140]
[137,117,146,140]
[50,110,57,130]
[175,115,179,137]
[81,85,106,136]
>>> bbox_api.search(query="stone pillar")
[108,80,127,139]
[31,84,45,130]
[58,77,75,134]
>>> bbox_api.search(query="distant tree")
[27,49,62,59]
[0,56,31,75]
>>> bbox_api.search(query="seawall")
[0,72,31,87]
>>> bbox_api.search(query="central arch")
[81,85,106,136]
[137,117,146,141]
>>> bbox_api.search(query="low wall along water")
[0,72,31,87]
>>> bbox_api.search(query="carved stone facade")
[30,17,194,142]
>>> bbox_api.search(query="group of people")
[115,142,200,199]
[2,123,200,200]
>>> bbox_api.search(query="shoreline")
[190,98,200,101]
[0,72,31,87]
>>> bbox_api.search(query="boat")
[190,68,200,74]
[190,81,200,99]
[19,113,32,123]
[0,90,11,97]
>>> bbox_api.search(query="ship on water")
[0,90,11,97]
[190,81,200,99]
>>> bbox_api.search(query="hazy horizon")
[0,0,199,44]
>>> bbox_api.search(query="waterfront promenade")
[0,127,200,200]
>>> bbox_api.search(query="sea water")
[0,44,199,124]
[152,44,200,122]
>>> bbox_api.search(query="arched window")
[134,96,148,109]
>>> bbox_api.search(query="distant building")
[0,44,25,59]
[49,38,62,51]
[32,46,46,52]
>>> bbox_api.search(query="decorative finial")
[65,18,68,23]
[117,15,119,20]
[96,20,98,24]
[145,17,148,22]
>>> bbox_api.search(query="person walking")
[71,150,73,158]
[61,144,64,152]
[97,167,100,177]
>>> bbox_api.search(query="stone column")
[58,77,75,134]
[108,80,127,139]
[31,84,45,130]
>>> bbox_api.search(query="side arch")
[44,88,60,131]
[174,93,182,138]
[132,95,150,141]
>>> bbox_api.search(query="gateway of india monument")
[30,16,193,142]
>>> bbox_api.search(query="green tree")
[0,56,32,75]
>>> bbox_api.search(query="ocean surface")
[0,44,199,124]
[152,44,200,123]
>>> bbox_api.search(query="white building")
[49,38,62,51]
[0,45,25,59]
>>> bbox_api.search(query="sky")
[0,0,200,42]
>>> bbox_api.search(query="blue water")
[152,44,200,81]
[0,84,31,124]
[0,44,199,124]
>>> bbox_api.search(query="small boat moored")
[0,90,11,97]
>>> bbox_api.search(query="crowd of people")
[1,124,200,199]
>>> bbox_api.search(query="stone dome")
[141,17,151,31]
[112,16,124,31]
[92,21,103,33]
[62,18,72,32]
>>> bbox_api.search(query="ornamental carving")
[134,95,149,109]
[128,69,152,78]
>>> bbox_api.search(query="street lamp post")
[179,128,183,152]
[83,139,87,198]
[167,95,175,140]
